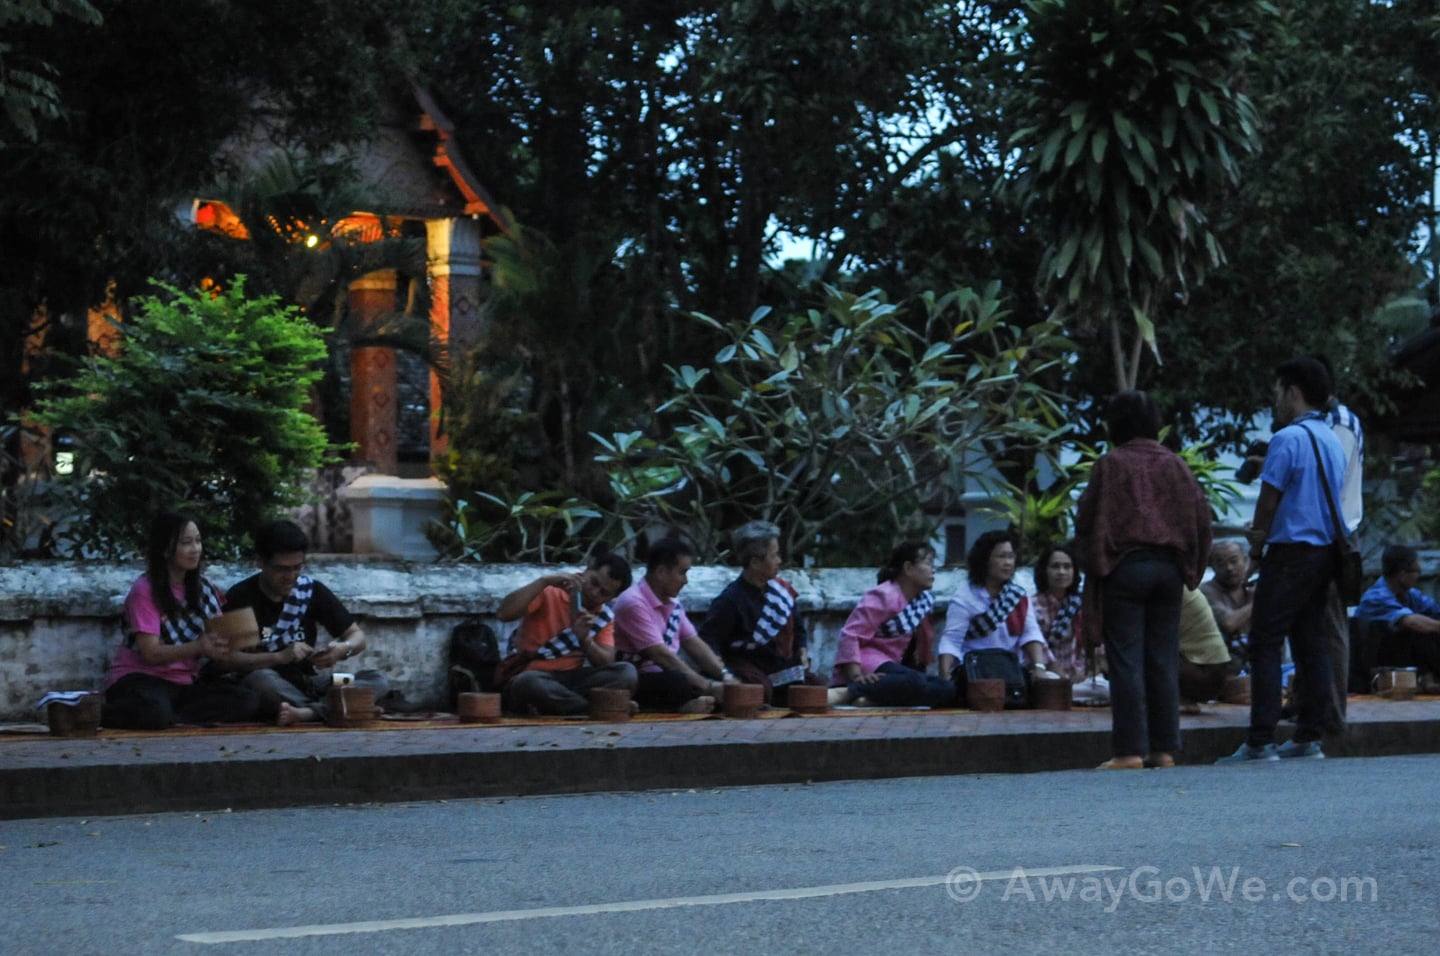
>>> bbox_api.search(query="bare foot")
[679,695,716,715]
[827,687,854,706]
[277,702,318,726]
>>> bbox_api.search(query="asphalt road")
[3,754,1436,955]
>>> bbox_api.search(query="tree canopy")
[3,0,1439,559]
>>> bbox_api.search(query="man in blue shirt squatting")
[1355,544,1440,688]
[1218,357,1347,764]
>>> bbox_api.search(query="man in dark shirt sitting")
[699,520,824,707]
[220,520,389,725]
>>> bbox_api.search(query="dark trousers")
[1376,628,1440,682]
[725,656,825,706]
[633,669,704,710]
[1289,581,1349,734]
[1102,551,1183,757]
[502,663,637,716]
[103,673,260,730]
[1178,657,1228,703]
[848,661,956,707]
[1248,543,1337,747]
[242,667,389,722]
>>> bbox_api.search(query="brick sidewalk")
[4,697,1439,820]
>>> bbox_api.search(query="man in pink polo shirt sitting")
[613,538,737,714]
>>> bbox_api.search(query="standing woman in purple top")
[102,510,260,729]
[1074,391,1212,770]
[828,541,956,708]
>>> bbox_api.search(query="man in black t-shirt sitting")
[220,520,389,725]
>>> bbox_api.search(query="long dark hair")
[145,509,205,620]
[878,540,934,585]
[1104,390,1161,445]
[966,530,1015,585]
[1034,542,1082,597]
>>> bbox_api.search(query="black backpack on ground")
[448,619,501,709]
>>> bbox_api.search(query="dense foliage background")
[3,0,1438,560]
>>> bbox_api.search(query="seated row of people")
[101,508,1436,730]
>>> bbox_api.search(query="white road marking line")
[178,864,1122,944]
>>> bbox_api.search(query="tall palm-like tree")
[1007,0,1264,390]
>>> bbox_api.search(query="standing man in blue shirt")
[1218,357,1348,763]
[1287,354,1365,730]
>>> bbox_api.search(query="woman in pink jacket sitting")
[828,541,956,708]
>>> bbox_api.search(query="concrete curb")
[4,698,1439,820]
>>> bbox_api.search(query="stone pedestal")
[338,475,447,560]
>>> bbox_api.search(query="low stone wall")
[0,560,997,722]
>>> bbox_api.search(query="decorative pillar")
[425,217,485,459]
[348,270,400,475]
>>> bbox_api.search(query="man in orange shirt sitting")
[494,552,637,715]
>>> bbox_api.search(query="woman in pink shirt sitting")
[828,541,956,708]
[102,510,259,729]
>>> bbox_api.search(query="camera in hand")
[1235,440,1269,484]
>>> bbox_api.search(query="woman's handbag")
[960,649,1029,708]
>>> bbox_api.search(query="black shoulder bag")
[1301,423,1364,605]
[960,648,1029,708]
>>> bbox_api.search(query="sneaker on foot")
[1275,739,1325,759]
[1215,742,1279,764]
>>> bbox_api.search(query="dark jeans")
[633,669,705,710]
[1178,658,1228,704]
[1288,581,1349,734]
[848,661,956,708]
[1248,543,1338,747]
[1102,551,1183,757]
[242,668,390,722]
[103,672,260,729]
[1376,627,1440,682]
[502,663,637,716]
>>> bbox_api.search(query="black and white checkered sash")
[157,576,223,646]
[968,581,1027,641]
[260,575,314,651]
[737,579,796,650]
[1045,594,1082,646]
[533,603,616,661]
[619,602,685,663]
[879,589,935,638]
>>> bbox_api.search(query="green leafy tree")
[0,0,100,146]
[1151,0,1440,445]
[1,0,430,449]
[31,278,330,558]
[1007,0,1266,391]
[981,432,1241,560]
[594,283,1072,564]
